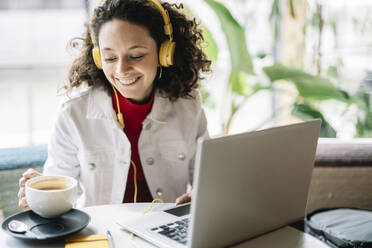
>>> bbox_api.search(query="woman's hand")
[18,168,42,210]
[175,192,192,206]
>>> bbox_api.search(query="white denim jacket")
[43,86,208,207]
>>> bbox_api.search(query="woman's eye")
[104,57,116,62]
[130,55,144,60]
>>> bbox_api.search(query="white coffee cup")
[25,175,78,218]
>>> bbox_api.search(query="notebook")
[117,120,321,248]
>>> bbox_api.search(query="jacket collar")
[147,90,168,123]
[87,86,116,121]
[86,86,168,123]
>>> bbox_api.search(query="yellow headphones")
[147,0,175,67]
[91,33,103,69]
[91,0,175,70]
[111,84,125,129]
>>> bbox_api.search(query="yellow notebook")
[65,234,109,248]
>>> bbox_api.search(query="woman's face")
[99,19,158,103]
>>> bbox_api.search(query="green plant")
[263,63,352,137]
[199,0,370,137]
[305,1,372,137]
[355,92,372,137]
[202,0,265,134]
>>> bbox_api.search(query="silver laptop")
[117,120,321,248]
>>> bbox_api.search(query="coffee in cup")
[26,175,78,218]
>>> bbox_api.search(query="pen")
[107,230,115,248]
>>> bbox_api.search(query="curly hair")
[66,0,211,101]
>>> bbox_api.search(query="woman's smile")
[116,76,142,86]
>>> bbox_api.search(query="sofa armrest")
[0,145,47,220]
[0,145,47,171]
[307,138,372,213]
[315,138,372,166]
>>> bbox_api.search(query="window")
[0,0,88,148]
[0,0,85,10]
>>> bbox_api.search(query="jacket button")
[88,163,96,170]
[145,123,151,130]
[156,188,163,196]
[146,157,154,165]
[178,153,186,161]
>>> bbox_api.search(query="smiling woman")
[67,0,211,101]
[17,0,211,211]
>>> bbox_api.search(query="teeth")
[117,77,139,85]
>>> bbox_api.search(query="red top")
[112,91,154,203]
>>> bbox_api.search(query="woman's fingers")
[18,176,27,187]
[22,168,42,179]
[19,168,42,187]
[18,188,30,211]
[175,192,192,206]
[18,197,30,211]
[18,168,41,211]
[17,186,25,199]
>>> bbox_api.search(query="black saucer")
[1,209,90,240]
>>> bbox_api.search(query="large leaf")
[201,25,218,63]
[230,71,248,96]
[269,0,281,43]
[230,72,271,97]
[263,63,350,102]
[294,77,348,101]
[200,87,216,109]
[355,92,372,137]
[264,63,316,80]
[205,0,254,75]
[291,103,336,137]
[183,5,218,63]
[288,0,296,18]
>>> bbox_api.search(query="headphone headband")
[91,0,175,68]
[148,0,173,40]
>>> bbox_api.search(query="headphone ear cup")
[92,46,103,69]
[159,40,175,67]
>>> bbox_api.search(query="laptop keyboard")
[150,218,189,245]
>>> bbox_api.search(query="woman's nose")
[115,58,131,75]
